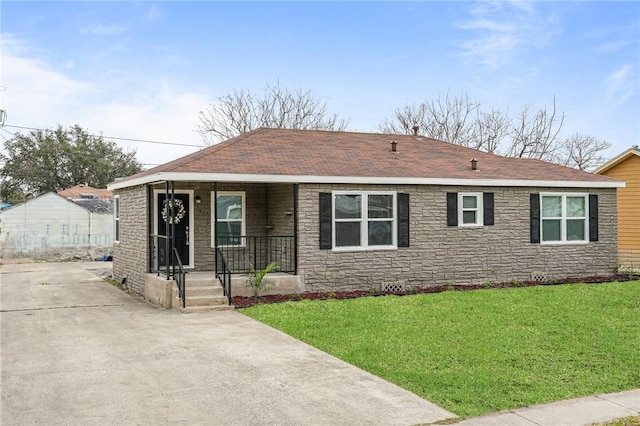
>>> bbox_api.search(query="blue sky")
[1,1,638,167]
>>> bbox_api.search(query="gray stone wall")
[113,185,149,294]
[297,184,618,292]
[267,183,295,235]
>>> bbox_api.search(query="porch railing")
[215,235,296,274]
[149,234,173,277]
[172,247,186,309]
[215,247,232,303]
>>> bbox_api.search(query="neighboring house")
[107,128,623,303]
[595,148,640,267]
[0,192,113,258]
[58,184,114,201]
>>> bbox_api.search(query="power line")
[4,125,204,148]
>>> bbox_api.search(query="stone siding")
[297,184,618,292]
[112,185,149,294]
[267,184,295,235]
[115,182,298,295]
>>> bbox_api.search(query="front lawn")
[240,281,640,417]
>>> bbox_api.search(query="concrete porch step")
[173,285,225,298]
[184,273,220,287]
[175,294,229,307]
[171,274,230,311]
[175,304,235,313]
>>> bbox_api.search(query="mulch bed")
[232,273,638,308]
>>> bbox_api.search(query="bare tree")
[379,93,610,169]
[506,98,564,161]
[379,92,482,149]
[197,82,350,145]
[474,108,511,153]
[557,133,611,171]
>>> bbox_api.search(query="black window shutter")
[530,193,540,244]
[446,192,458,226]
[319,193,332,249]
[397,193,410,247]
[589,194,599,242]
[483,192,494,226]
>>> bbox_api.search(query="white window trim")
[211,191,246,248]
[113,195,120,243]
[458,192,483,227]
[332,190,397,252]
[540,192,589,245]
[152,189,195,269]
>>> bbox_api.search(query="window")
[458,192,483,226]
[540,193,587,243]
[212,192,245,246]
[113,195,120,243]
[333,191,396,250]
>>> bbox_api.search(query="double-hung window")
[540,193,588,243]
[333,191,396,250]
[212,192,245,246]
[113,195,120,243]
[458,192,483,226]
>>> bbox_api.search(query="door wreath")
[161,199,186,224]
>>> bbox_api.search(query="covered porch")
[147,180,301,308]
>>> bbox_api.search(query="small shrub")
[246,262,278,300]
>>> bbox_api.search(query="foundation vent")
[531,273,547,283]
[382,282,405,292]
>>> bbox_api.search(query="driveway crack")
[1,304,127,312]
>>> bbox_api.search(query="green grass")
[241,281,640,417]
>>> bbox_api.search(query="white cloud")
[457,1,561,69]
[605,64,635,103]
[80,24,127,36]
[595,40,634,53]
[1,34,211,167]
[145,5,163,22]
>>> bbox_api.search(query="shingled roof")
[109,128,622,190]
[58,184,113,200]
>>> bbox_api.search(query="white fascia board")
[107,172,625,190]
[594,148,640,174]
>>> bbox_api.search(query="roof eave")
[595,148,640,174]
[107,172,625,190]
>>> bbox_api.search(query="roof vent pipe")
[471,158,478,170]
[412,125,419,136]
[391,141,397,152]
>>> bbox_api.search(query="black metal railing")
[150,234,173,277]
[215,235,295,274]
[215,247,232,304]
[172,247,186,309]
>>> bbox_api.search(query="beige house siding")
[297,184,618,292]
[597,154,640,267]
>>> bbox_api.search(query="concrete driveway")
[0,261,454,425]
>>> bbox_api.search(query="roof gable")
[595,148,640,175]
[109,128,622,190]
[0,192,89,215]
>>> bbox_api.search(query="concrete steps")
[172,273,232,313]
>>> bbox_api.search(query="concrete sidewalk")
[451,389,639,425]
